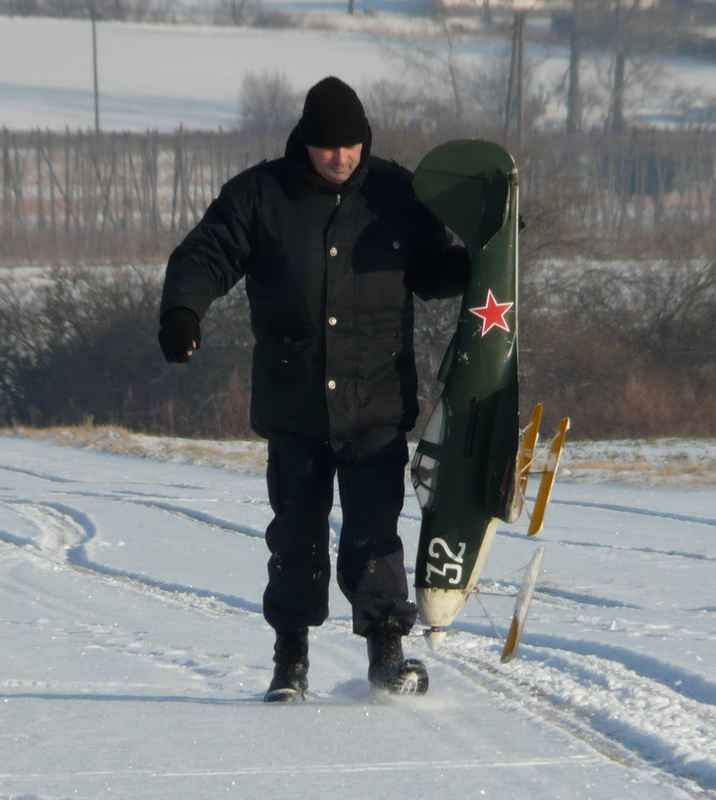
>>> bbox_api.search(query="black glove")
[158,307,201,363]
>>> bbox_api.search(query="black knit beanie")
[297,77,369,148]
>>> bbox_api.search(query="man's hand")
[158,308,201,363]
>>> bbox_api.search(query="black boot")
[366,616,429,696]
[264,629,309,703]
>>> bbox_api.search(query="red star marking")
[469,289,514,337]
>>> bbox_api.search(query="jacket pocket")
[250,336,329,440]
[355,329,402,402]
[256,336,319,384]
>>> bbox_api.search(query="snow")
[0,15,435,132]
[3,8,716,132]
[1,430,714,799]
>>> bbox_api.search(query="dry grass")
[3,423,715,489]
[2,423,268,475]
[560,451,716,489]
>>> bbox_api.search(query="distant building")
[439,0,661,9]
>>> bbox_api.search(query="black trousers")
[263,428,418,637]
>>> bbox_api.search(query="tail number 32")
[425,538,467,585]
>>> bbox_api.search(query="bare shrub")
[215,0,257,25]
[521,257,716,438]
[239,72,302,134]
[0,266,255,439]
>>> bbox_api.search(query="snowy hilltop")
[3,8,716,132]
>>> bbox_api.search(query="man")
[159,76,468,702]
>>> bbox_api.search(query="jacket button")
[329,246,338,257]
[327,380,336,390]
[328,316,337,326]
[392,240,401,249]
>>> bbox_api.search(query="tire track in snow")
[18,485,270,541]
[547,535,716,563]
[499,524,715,564]
[52,486,343,553]
[122,496,267,539]
[431,631,716,798]
[3,500,95,565]
[475,578,643,611]
[443,491,716,796]
[480,495,713,624]
[0,500,263,618]
[551,497,716,529]
[0,460,207,492]
[0,463,76,483]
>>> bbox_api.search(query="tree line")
[1,258,712,442]
[1,120,715,440]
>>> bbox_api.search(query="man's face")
[307,143,363,184]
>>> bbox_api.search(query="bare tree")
[219,0,253,25]
[239,72,301,133]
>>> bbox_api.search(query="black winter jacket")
[161,131,468,449]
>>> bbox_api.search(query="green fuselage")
[411,140,520,627]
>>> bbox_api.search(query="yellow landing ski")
[503,402,543,524]
[527,417,570,537]
[501,544,546,663]
[515,403,543,517]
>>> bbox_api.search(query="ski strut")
[527,417,570,537]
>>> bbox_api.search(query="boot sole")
[263,687,306,703]
[369,658,429,696]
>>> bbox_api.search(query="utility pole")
[504,10,525,147]
[609,0,626,133]
[566,0,582,136]
[90,0,100,133]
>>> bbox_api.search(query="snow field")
[0,434,714,799]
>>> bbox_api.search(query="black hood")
[283,125,372,196]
